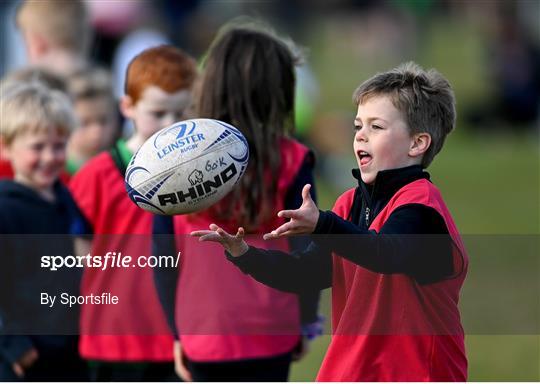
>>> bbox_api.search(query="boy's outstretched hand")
[263,184,319,240]
[191,224,249,257]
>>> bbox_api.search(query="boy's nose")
[355,128,367,142]
[162,114,177,128]
[41,147,56,163]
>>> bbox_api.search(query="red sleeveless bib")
[317,179,468,381]
[173,138,312,361]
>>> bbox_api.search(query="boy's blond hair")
[1,67,67,93]
[67,67,114,102]
[16,0,91,56]
[353,62,456,167]
[0,82,76,145]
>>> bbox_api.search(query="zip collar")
[351,165,430,226]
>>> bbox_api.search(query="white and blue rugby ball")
[125,118,249,215]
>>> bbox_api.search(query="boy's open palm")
[263,184,319,240]
[191,224,249,257]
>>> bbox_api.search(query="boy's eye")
[372,124,383,130]
[353,125,362,131]
[53,142,66,151]
[151,111,165,119]
[31,143,45,151]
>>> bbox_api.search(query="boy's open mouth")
[358,150,372,166]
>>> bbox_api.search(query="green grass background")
[288,12,539,380]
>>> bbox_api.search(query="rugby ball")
[125,118,249,215]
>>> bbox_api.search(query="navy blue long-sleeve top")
[226,166,455,294]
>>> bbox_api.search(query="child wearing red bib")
[153,23,322,381]
[69,46,197,381]
[193,62,468,381]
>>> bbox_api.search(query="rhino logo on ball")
[188,169,204,186]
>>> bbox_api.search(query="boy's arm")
[193,177,331,294]
[314,204,454,284]
[225,241,332,293]
[152,215,179,338]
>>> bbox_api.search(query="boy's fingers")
[270,222,296,237]
[273,225,291,236]
[263,228,283,240]
[265,229,296,239]
[263,231,282,240]
[198,233,222,242]
[194,225,252,242]
[302,183,311,195]
[190,230,214,237]
[216,227,232,238]
[301,184,312,201]
[278,209,301,220]
[236,227,245,239]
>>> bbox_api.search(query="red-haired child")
[69,46,197,381]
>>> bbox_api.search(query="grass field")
[289,130,540,381]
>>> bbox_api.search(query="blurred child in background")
[16,0,91,77]
[1,67,67,92]
[0,67,69,182]
[69,45,197,381]
[153,22,322,382]
[66,67,120,175]
[0,82,87,381]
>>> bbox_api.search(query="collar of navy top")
[351,165,430,224]
[0,179,65,207]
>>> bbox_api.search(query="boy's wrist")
[229,241,249,257]
[310,209,320,233]
[313,210,330,234]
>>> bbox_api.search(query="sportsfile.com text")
[41,252,181,271]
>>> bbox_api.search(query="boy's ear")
[0,138,12,161]
[409,132,431,158]
[120,95,135,120]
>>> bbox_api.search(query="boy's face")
[353,95,419,185]
[122,86,192,141]
[20,28,41,63]
[5,129,67,191]
[70,96,118,159]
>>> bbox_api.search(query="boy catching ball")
[193,62,468,381]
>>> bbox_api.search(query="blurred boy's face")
[122,86,192,141]
[353,95,418,185]
[20,28,42,63]
[5,129,67,192]
[70,96,118,160]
